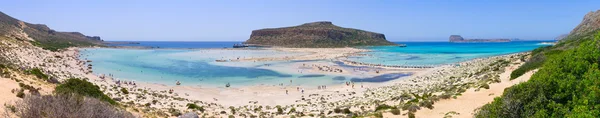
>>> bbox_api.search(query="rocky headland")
[245,21,396,48]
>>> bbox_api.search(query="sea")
[81,41,553,87]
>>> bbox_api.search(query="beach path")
[413,63,535,118]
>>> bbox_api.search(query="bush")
[16,90,25,98]
[333,108,342,113]
[390,108,401,115]
[14,94,133,118]
[120,88,129,94]
[276,106,284,114]
[342,108,351,114]
[479,83,490,89]
[375,104,392,111]
[55,78,116,105]
[168,108,182,116]
[28,68,48,80]
[288,107,296,114]
[186,103,205,112]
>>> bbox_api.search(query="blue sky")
[1,0,599,41]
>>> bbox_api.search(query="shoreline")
[1,40,533,117]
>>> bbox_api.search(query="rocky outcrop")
[569,10,600,36]
[245,21,396,48]
[449,35,510,42]
[449,35,464,42]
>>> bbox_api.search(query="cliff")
[245,21,396,48]
[0,11,103,51]
[449,35,511,42]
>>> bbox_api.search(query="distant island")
[449,35,511,42]
[245,21,396,48]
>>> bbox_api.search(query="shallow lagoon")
[81,41,550,87]
[81,48,367,87]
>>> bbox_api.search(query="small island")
[245,21,397,48]
[449,35,511,42]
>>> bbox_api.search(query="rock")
[178,112,199,118]
[245,21,396,48]
[569,10,600,36]
[554,34,568,40]
[449,35,464,42]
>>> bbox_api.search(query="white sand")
[0,36,536,117]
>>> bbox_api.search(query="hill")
[0,11,103,51]
[475,10,600,117]
[245,21,396,48]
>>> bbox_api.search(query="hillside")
[0,11,103,51]
[569,10,600,36]
[475,10,600,117]
[245,21,396,48]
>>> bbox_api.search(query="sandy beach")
[0,38,536,117]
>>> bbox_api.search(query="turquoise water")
[81,48,355,87]
[349,41,552,66]
[81,41,552,87]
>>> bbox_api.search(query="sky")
[1,0,599,41]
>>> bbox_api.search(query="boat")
[398,44,407,47]
[215,59,228,62]
[233,44,248,48]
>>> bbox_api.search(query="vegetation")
[390,108,401,115]
[509,30,600,79]
[0,11,102,52]
[186,103,205,112]
[27,68,48,80]
[475,31,600,117]
[245,21,396,48]
[120,88,129,94]
[375,104,393,111]
[55,78,117,105]
[13,94,133,118]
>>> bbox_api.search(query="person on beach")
[286,90,288,94]
[301,88,304,94]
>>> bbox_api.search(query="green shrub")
[55,78,116,105]
[375,104,393,111]
[16,90,25,98]
[186,103,204,112]
[333,108,342,113]
[288,107,296,114]
[120,88,129,94]
[479,83,490,89]
[342,108,351,114]
[390,108,401,115]
[476,31,600,117]
[28,68,48,80]
[276,105,283,114]
[168,108,181,116]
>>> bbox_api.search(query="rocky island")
[449,35,511,42]
[245,21,396,48]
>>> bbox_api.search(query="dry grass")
[14,94,134,118]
